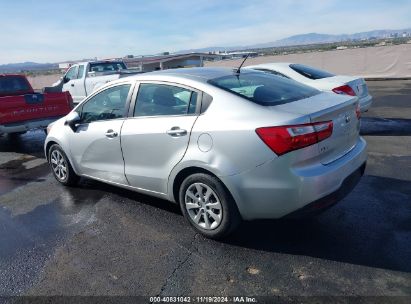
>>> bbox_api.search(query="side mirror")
[63,76,70,84]
[64,111,80,131]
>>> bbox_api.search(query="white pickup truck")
[46,60,141,103]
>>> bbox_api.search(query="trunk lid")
[274,92,360,164]
[317,76,369,98]
[345,77,369,98]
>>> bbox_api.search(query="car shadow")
[223,174,411,273]
[361,117,411,136]
[76,177,182,215]
[74,173,411,274]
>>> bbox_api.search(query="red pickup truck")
[0,74,73,135]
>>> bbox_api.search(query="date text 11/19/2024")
[149,296,257,303]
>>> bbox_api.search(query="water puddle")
[0,188,100,295]
[0,157,50,195]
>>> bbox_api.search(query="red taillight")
[256,121,333,156]
[332,85,356,96]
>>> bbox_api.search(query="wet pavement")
[0,81,410,298]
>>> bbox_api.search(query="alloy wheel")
[50,149,68,181]
[185,183,222,230]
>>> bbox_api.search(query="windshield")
[289,64,335,80]
[208,72,320,106]
[89,62,127,73]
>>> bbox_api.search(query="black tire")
[48,144,79,186]
[179,173,241,239]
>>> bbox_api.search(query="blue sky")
[1,0,411,64]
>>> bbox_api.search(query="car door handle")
[71,83,75,87]
[105,129,118,138]
[166,127,187,137]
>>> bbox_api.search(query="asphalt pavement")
[0,81,410,300]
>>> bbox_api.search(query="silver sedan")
[45,68,367,239]
[246,63,373,112]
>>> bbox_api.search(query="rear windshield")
[0,76,31,94]
[89,62,127,73]
[289,64,335,80]
[208,72,319,106]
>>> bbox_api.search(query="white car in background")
[247,63,373,112]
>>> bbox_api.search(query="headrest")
[152,86,176,107]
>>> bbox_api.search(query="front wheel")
[179,173,241,239]
[48,144,79,186]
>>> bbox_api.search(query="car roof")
[246,62,293,69]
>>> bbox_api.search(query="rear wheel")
[48,144,79,186]
[179,173,241,239]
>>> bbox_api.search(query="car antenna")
[235,53,250,74]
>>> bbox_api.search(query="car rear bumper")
[0,117,63,134]
[221,137,367,220]
[359,95,373,112]
[284,161,365,218]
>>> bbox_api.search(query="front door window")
[80,84,131,123]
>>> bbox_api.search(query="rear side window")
[134,83,198,117]
[289,64,335,80]
[0,76,31,94]
[208,72,319,106]
[89,62,126,73]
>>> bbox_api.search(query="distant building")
[124,53,220,72]
[223,51,258,59]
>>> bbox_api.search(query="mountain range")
[176,28,411,53]
[0,61,58,73]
